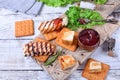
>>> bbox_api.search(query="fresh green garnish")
[44,50,61,66]
[37,0,107,7]
[65,6,105,30]
[93,0,107,4]
[37,0,80,7]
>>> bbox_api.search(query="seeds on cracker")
[24,41,56,56]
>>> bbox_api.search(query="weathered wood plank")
[41,5,70,14]
[0,39,120,70]
[0,40,42,70]
[0,1,120,79]
[0,13,62,39]
[0,70,119,80]
[0,6,66,39]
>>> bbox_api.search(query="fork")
[78,18,118,24]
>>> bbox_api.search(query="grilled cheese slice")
[58,55,76,70]
[62,31,75,45]
[89,61,102,73]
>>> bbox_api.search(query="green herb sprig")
[44,50,61,66]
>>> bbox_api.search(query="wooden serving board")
[74,23,120,64]
[31,0,120,80]
[74,0,120,64]
[32,23,119,80]
[33,53,79,80]
[95,0,120,18]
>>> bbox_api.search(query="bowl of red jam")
[78,29,100,51]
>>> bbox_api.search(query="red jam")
[78,29,100,51]
[79,29,99,46]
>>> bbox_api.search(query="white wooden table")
[0,5,120,80]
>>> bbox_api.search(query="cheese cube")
[62,31,75,45]
[89,61,102,73]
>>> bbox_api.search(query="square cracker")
[34,37,48,42]
[34,55,49,63]
[82,58,110,80]
[15,20,34,37]
[44,31,59,41]
[55,28,78,52]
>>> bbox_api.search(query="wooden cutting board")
[33,53,79,80]
[73,23,119,64]
[73,0,120,64]
[32,0,120,80]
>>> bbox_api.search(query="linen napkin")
[0,0,43,15]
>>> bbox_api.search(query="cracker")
[34,37,48,42]
[55,28,78,52]
[15,20,34,37]
[82,58,110,80]
[34,55,49,62]
[44,31,59,41]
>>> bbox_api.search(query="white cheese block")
[89,61,102,73]
[62,31,75,45]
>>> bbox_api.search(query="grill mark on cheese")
[44,42,47,55]
[42,42,46,55]
[43,21,51,33]
[46,20,53,33]
[40,42,43,55]
[38,42,41,55]
[47,43,50,55]
[40,21,47,32]
[47,20,54,33]
[38,22,43,30]
[24,44,29,56]
[52,23,57,32]
[24,41,55,56]
[29,42,34,56]
[36,42,39,55]
[51,19,56,31]
[32,42,36,55]
[42,21,49,33]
